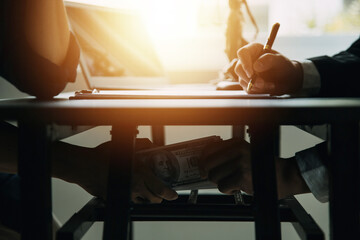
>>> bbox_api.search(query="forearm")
[0,121,94,184]
[50,141,108,188]
[277,142,329,202]
[51,142,88,182]
[276,156,310,199]
[24,0,70,65]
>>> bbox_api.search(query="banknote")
[136,136,222,190]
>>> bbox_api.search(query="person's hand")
[132,139,178,203]
[198,138,310,199]
[54,138,178,203]
[198,139,253,195]
[235,43,303,95]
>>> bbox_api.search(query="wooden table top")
[0,93,359,125]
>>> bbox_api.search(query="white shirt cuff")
[299,60,321,96]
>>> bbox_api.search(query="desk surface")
[1,95,360,125]
[6,94,359,240]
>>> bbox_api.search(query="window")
[66,0,359,72]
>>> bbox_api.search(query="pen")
[246,22,280,92]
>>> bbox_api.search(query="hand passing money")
[136,136,221,190]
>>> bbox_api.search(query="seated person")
[0,0,177,235]
[199,37,360,202]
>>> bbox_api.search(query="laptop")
[66,2,284,99]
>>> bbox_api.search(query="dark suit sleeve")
[0,1,80,99]
[295,141,329,202]
[309,37,360,97]
[297,38,360,202]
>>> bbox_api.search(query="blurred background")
[67,0,360,82]
[0,0,359,239]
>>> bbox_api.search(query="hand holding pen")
[247,23,280,92]
[236,23,304,95]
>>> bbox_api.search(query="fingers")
[236,43,283,94]
[239,77,274,94]
[217,170,253,195]
[132,162,178,203]
[143,170,178,201]
[252,78,275,93]
[237,43,264,78]
[235,61,250,83]
[253,53,280,73]
[201,138,246,159]
[251,54,299,94]
[131,173,162,203]
[199,138,253,195]
[239,53,283,94]
[208,159,241,184]
[218,171,242,194]
[132,182,163,204]
[201,145,242,178]
[199,139,245,178]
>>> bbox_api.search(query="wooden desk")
[0,97,359,240]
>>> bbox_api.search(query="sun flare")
[136,0,198,41]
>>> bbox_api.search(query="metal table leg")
[249,124,281,240]
[103,125,137,239]
[283,197,324,240]
[329,123,360,239]
[232,125,245,139]
[18,121,52,240]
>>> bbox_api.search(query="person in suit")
[236,38,360,97]
[199,37,360,202]
[0,1,177,236]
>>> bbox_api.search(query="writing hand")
[235,43,303,95]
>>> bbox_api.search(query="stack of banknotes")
[136,136,222,190]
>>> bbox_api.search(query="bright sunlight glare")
[136,0,199,41]
[69,0,203,40]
